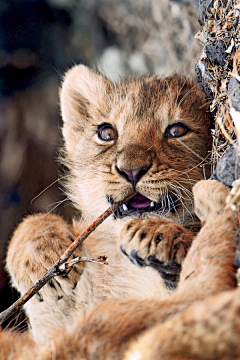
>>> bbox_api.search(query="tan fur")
[2,180,240,360]
[7,214,84,343]
[5,65,218,352]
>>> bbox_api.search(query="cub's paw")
[118,219,194,289]
[6,213,84,297]
[6,213,85,344]
[193,180,229,222]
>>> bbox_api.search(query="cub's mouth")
[108,193,177,219]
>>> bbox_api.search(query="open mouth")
[108,193,177,219]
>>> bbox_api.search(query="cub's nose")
[117,166,149,184]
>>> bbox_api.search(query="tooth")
[123,204,128,211]
[150,201,154,208]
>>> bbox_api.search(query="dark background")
[0,0,201,326]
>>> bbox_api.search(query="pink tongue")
[129,194,151,209]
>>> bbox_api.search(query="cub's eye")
[164,123,190,139]
[97,124,118,141]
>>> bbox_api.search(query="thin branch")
[58,255,108,272]
[0,192,135,325]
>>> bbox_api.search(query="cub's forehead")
[111,76,185,133]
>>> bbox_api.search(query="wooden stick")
[0,192,135,325]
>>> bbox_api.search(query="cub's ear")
[60,65,111,152]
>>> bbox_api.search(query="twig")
[58,255,108,272]
[0,192,135,325]
[0,256,107,326]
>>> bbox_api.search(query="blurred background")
[0,0,201,326]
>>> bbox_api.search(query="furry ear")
[60,65,111,152]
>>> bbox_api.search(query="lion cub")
[6,65,212,344]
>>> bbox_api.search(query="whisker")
[174,77,188,110]
[177,84,198,108]
[167,170,199,185]
[171,181,193,199]
[46,197,69,210]
[30,176,69,204]
[175,178,197,185]
[7,313,27,333]
[179,154,211,174]
[165,178,194,221]
[36,198,69,219]
[163,78,174,112]
[176,139,206,161]
[145,145,154,153]
[168,194,181,224]
[173,193,194,222]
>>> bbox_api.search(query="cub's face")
[60,65,212,228]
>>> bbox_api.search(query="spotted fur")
[2,180,239,360]
[6,65,212,346]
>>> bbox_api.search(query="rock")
[195,60,214,99]
[199,0,213,22]
[204,41,228,67]
[211,144,240,187]
[228,77,240,112]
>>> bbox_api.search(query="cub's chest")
[79,240,170,303]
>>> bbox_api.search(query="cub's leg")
[118,219,194,289]
[68,180,237,360]
[177,179,237,298]
[127,287,240,360]
[124,180,239,360]
[193,178,230,222]
[6,213,84,345]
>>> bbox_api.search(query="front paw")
[7,213,84,296]
[193,180,229,222]
[118,219,194,289]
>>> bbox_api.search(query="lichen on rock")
[195,0,240,167]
